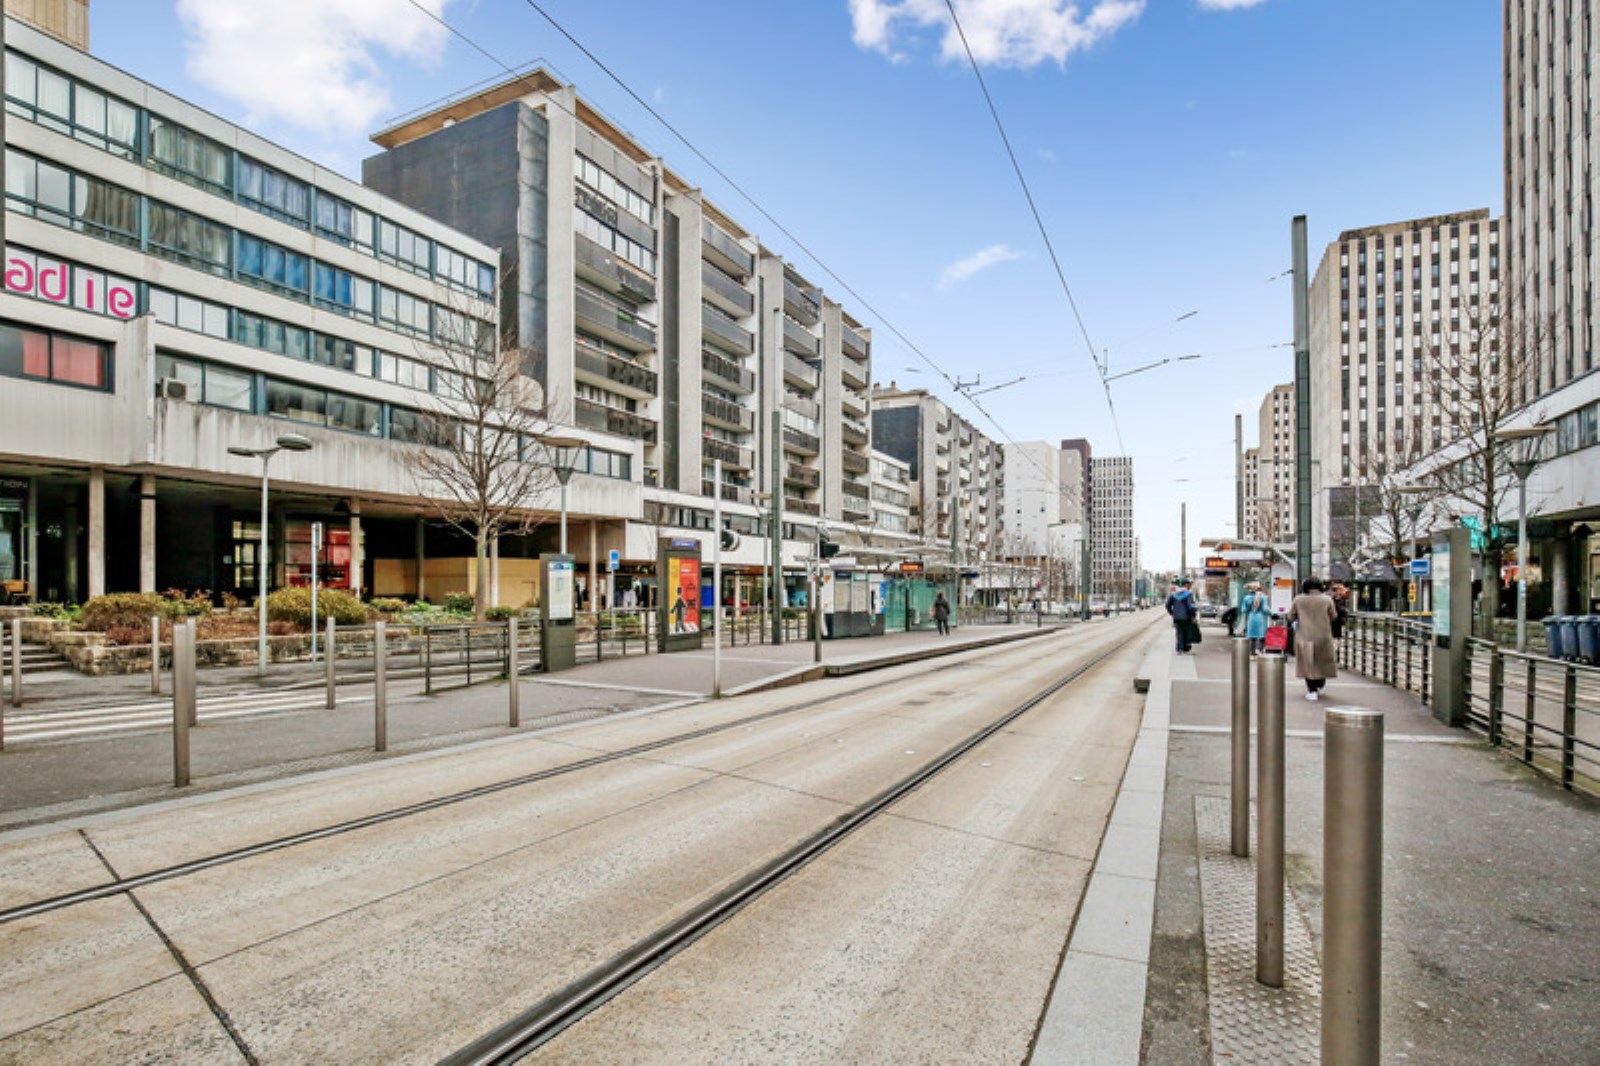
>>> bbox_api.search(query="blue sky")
[91,1,1502,571]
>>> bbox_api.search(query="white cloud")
[176,0,457,138]
[1197,0,1270,9]
[939,244,1024,288]
[850,0,1144,68]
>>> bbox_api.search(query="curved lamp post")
[1493,424,1552,653]
[536,435,587,554]
[228,433,314,677]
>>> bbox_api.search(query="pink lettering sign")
[5,253,136,319]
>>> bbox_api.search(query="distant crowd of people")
[1165,577,1350,702]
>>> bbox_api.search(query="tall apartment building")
[1090,455,1134,601]
[1001,441,1061,556]
[1307,211,1501,568]
[1242,447,1261,541]
[1058,438,1090,525]
[870,385,1002,563]
[0,15,660,604]
[1505,0,1595,404]
[362,67,873,567]
[869,450,912,537]
[1253,383,1296,544]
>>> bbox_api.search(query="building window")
[378,219,431,275]
[148,201,232,275]
[235,310,310,361]
[154,352,252,410]
[237,234,310,296]
[313,263,375,319]
[150,288,229,338]
[4,149,139,247]
[0,321,111,390]
[238,157,310,226]
[378,286,431,337]
[148,116,231,194]
[314,192,374,249]
[4,51,139,159]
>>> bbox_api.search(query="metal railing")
[1338,614,1433,705]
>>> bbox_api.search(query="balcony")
[574,233,655,304]
[702,392,756,432]
[575,341,658,399]
[842,480,870,500]
[702,262,755,317]
[575,397,657,443]
[785,462,821,489]
[841,325,868,360]
[840,391,867,418]
[701,479,750,504]
[784,394,820,421]
[703,436,754,470]
[936,419,952,434]
[788,498,821,517]
[783,316,820,357]
[843,496,871,519]
[575,287,657,352]
[841,416,869,445]
[702,349,755,394]
[783,277,820,325]
[784,426,820,455]
[702,304,755,356]
[702,220,754,278]
[840,358,868,390]
[784,352,820,391]
[841,449,870,474]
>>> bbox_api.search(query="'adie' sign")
[4,250,137,319]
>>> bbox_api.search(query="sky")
[88,0,1504,571]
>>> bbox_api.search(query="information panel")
[548,559,575,622]
[1432,541,1451,638]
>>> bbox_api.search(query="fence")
[1339,612,1600,798]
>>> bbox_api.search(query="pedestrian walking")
[1286,577,1339,700]
[1165,578,1199,653]
[1242,581,1272,655]
[933,592,951,635]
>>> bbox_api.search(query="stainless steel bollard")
[185,620,198,727]
[173,620,194,787]
[151,615,162,695]
[1256,652,1285,987]
[325,618,337,710]
[1231,636,1251,858]
[508,616,520,728]
[1323,707,1384,1065]
[373,619,388,752]
[10,618,21,709]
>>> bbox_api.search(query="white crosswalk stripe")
[5,691,374,744]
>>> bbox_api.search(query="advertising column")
[1429,527,1472,726]
[657,537,704,653]
[540,553,577,672]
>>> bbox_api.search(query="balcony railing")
[840,358,868,390]
[841,391,867,417]
[783,277,820,325]
[701,479,751,504]
[575,287,657,351]
[702,349,755,394]
[841,449,870,474]
[575,397,657,443]
[702,304,755,356]
[841,416,869,444]
[575,233,656,304]
[575,341,658,398]
[841,325,869,360]
[783,426,820,455]
[783,316,820,357]
[788,498,821,516]
[702,262,755,317]
[784,394,820,421]
[703,436,755,469]
[785,462,821,488]
[842,480,870,499]
[784,352,820,390]
[702,392,756,432]
[702,220,754,277]
[843,497,871,518]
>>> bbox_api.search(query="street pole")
[713,459,723,697]
[257,455,270,678]
[311,520,321,663]
[1292,214,1313,586]
[1180,502,1187,580]
[1515,470,1530,653]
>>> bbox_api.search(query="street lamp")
[1493,424,1552,653]
[537,435,587,554]
[228,433,314,677]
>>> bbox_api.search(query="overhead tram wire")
[403,0,1078,500]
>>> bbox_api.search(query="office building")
[1090,455,1134,601]
[1252,383,1295,546]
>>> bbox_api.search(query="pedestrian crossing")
[2,689,374,744]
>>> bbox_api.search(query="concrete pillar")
[490,534,501,608]
[348,499,363,597]
[588,521,598,612]
[25,480,39,599]
[415,516,427,601]
[64,502,79,603]
[87,468,105,599]
[139,475,156,593]
[1550,536,1571,616]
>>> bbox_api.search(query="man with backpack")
[1165,578,1199,653]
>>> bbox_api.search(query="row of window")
[575,209,656,276]
[5,149,493,349]
[4,48,495,298]
[1553,401,1600,456]
[0,319,111,390]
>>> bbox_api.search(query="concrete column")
[588,521,598,612]
[415,516,427,601]
[348,499,363,597]
[1550,536,1570,615]
[87,468,105,599]
[139,475,156,593]
[25,480,39,599]
[490,534,501,608]
[64,502,79,604]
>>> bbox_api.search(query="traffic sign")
[1409,558,1430,577]
[608,549,620,572]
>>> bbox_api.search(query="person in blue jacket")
[1242,580,1272,654]
[1165,578,1198,653]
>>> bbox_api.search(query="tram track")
[0,627,1089,929]
[443,628,1138,1064]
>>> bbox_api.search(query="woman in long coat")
[1242,581,1272,655]
[1286,578,1339,700]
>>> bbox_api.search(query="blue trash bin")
[1542,616,1567,658]
[1575,616,1600,664]
[1558,616,1582,660]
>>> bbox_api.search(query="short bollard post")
[508,616,521,728]
[1323,708,1384,1065]
[151,615,162,696]
[1231,636,1252,858]
[325,618,337,710]
[373,619,388,753]
[173,621,194,787]
[1256,652,1285,988]
[184,620,198,726]
[10,618,22,708]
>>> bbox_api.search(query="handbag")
[1264,623,1289,653]
[1186,618,1203,645]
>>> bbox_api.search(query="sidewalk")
[1129,624,1600,1064]
[0,620,1066,833]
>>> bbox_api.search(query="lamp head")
[275,433,314,452]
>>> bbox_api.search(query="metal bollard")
[151,615,162,695]
[325,618,337,710]
[1231,636,1251,858]
[508,616,520,728]
[1323,707,1384,1065]
[373,619,388,753]
[10,618,21,709]
[1256,652,1285,987]
[173,620,195,787]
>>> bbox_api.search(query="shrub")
[265,587,372,627]
[484,605,518,622]
[162,588,213,618]
[80,593,168,632]
[369,597,409,616]
[266,620,299,637]
[219,591,246,612]
[104,624,149,646]
[31,602,69,619]
[442,592,475,614]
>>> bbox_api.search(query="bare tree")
[403,307,558,620]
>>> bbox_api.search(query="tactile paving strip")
[1194,795,1321,1064]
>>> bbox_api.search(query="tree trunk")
[474,527,489,621]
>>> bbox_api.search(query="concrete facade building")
[1254,383,1295,546]
[1090,455,1135,602]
